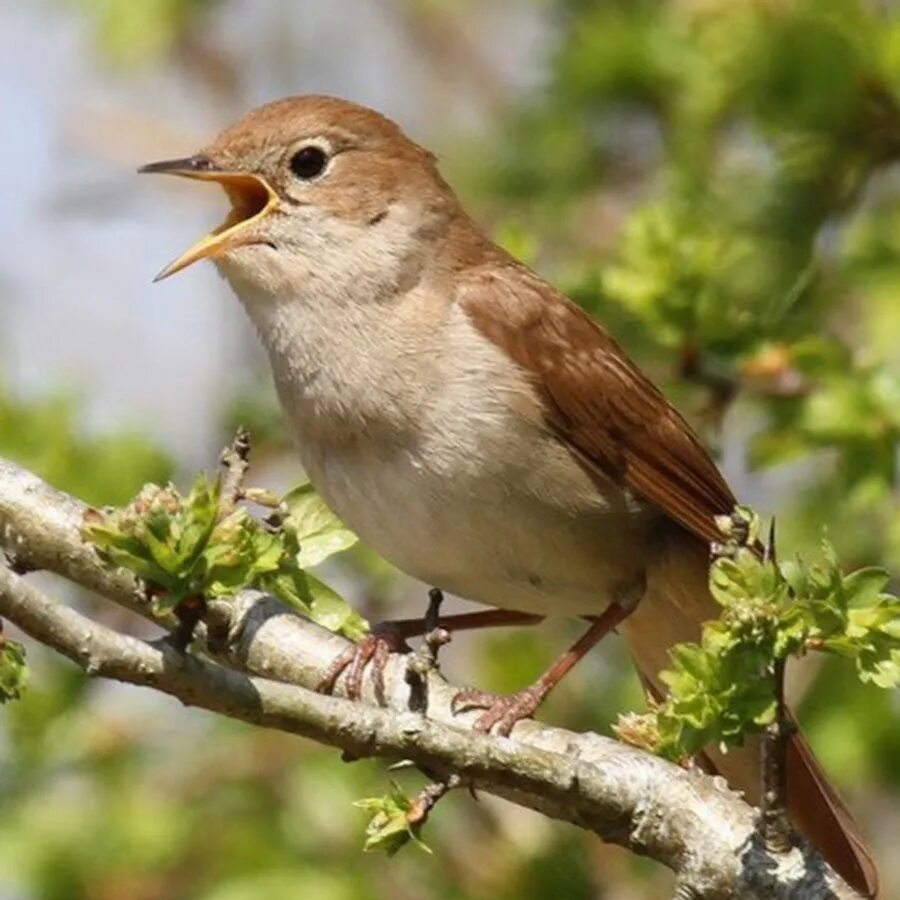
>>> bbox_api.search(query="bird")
[140,95,877,896]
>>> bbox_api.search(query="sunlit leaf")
[281,482,358,568]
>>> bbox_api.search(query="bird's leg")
[452,600,632,736]
[316,601,544,704]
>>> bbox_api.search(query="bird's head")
[141,95,461,299]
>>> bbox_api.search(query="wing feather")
[459,265,735,543]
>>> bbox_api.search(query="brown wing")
[458,264,736,544]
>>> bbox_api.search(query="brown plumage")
[458,264,737,544]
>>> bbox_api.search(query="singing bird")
[141,96,877,896]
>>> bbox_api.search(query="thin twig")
[761,518,794,853]
[761,656,795,855]
[762,519,791,855]
[406,588,451,712]
[217,426,252,522]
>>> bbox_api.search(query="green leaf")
[264,569,368,640]
[281,483,358,568]
[177,475,220,567]
[665,643,712,685]
[305,573,368,640]
[202,510,286,599]
[841,568,891,609]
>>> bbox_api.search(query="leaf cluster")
[81,477,367,639]
[631,512,900,761]
[354,784,433,857]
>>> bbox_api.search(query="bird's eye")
[290,145,328,180]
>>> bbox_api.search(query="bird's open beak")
[138,155,279,281]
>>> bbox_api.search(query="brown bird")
[141,96,877,896]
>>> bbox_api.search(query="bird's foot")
[451,683,549,736]
[316,622,410,704]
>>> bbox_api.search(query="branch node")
[170,594,207,652]
[407,773,463,829]
[1,545,35,576]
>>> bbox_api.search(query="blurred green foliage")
[4,0,900,898]
[0,383,171,507]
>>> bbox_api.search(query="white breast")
[229,273,655,617]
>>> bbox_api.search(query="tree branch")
[0,456,861,899]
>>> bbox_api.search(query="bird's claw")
[316,622,410,704]
[451,684,547,736]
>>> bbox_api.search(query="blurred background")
[1,0,899,897]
